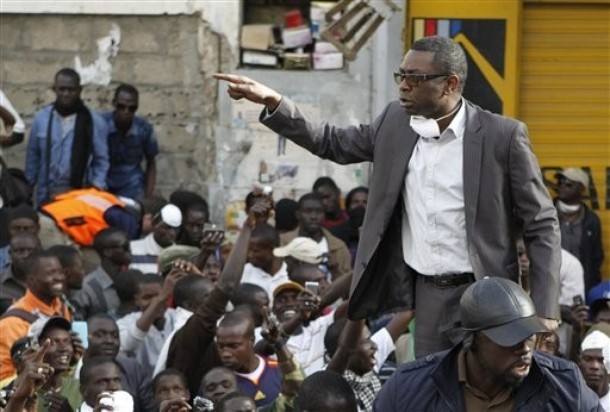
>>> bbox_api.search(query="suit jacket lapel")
[463,101,483,236]
[390,112,419,196]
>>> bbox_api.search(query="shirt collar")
[431,98,466,142]
[106,112,137,136]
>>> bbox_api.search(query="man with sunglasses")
[214,36,560,358]
[102,83,159,201]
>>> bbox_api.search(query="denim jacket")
[25,105,109,205]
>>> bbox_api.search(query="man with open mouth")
[374,277,601,411]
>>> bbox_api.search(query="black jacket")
[580,205,604,293]
[374,345,601,412]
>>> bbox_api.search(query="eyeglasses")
[392,72,450,87]
[558,178,576,188]
[116,103,138,113]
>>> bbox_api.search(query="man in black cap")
[374,277,601,411]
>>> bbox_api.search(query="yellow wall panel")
[521,2,610,280]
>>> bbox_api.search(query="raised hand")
[70,331,85,366]
[297,290,321,321]
[13,339,53,399]
[260,307,282,346]
[245,199,273,228]
[213,74,282,110]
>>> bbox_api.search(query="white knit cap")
[581,330,610,372]
[159,204,182,228]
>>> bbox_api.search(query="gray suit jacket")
[262,97,561,320]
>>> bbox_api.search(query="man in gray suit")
[215,36,560,357]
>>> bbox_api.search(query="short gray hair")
[411,36,468,91]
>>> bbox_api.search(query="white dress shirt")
[152,306,193,377]
[117,308,178,373]
[401,100,473,276]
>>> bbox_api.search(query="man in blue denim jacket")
[25,68,109,206]
[102,84,158,201]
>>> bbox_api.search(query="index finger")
[213,73,245,83]
[34,339,51,362]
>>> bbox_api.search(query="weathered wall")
[0,13,225,198]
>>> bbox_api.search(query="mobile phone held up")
[305,281,319,296]
[203,223,224,237]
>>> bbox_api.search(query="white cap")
[158,204,182,228]
[581,330,610,372]
[556,168,589,188]
[273,237,323,264]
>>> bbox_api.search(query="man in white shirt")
[578,330,610,411]
[152,274,214,377]
[241,224,288,305]
[116,270,186,374]
[130,203,182,274]
[0,89,25,154]
[215,35,560,358]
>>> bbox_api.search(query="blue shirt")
[102,112,158,200]
[25,105,109,205]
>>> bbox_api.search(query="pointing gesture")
[213,73,282,111]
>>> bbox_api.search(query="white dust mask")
[409,101,462,139]
[409,116,440,138]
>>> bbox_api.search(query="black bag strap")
[0,308,39,323]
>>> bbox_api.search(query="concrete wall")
[1,3,405,225]
[0,13,226,197]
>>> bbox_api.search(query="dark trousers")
[414,271,474,359]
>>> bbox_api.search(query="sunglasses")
[116,103,138,113]
[392,72,450,87]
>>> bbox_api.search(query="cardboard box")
[283,53,312,70]
[315,41,340,54]
[241,25,274,51]
[242,49,279,67]
[282,26,312,49]
[313,52,343,70]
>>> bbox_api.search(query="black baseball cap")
[460,277,548,347]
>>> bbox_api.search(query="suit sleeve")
[509,122,561,319]
[261,97,390,164]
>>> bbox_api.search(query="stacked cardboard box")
[240,4,343,71]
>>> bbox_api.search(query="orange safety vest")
[41,188,125,246]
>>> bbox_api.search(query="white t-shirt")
[241,262,289,306]
[286,311,336,375]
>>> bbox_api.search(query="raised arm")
[215,73,381,164]
[217,200,272,296]
[327,319,364,374]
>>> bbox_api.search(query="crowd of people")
[0,35,607,411]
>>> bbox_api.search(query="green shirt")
[37,377,83,412]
